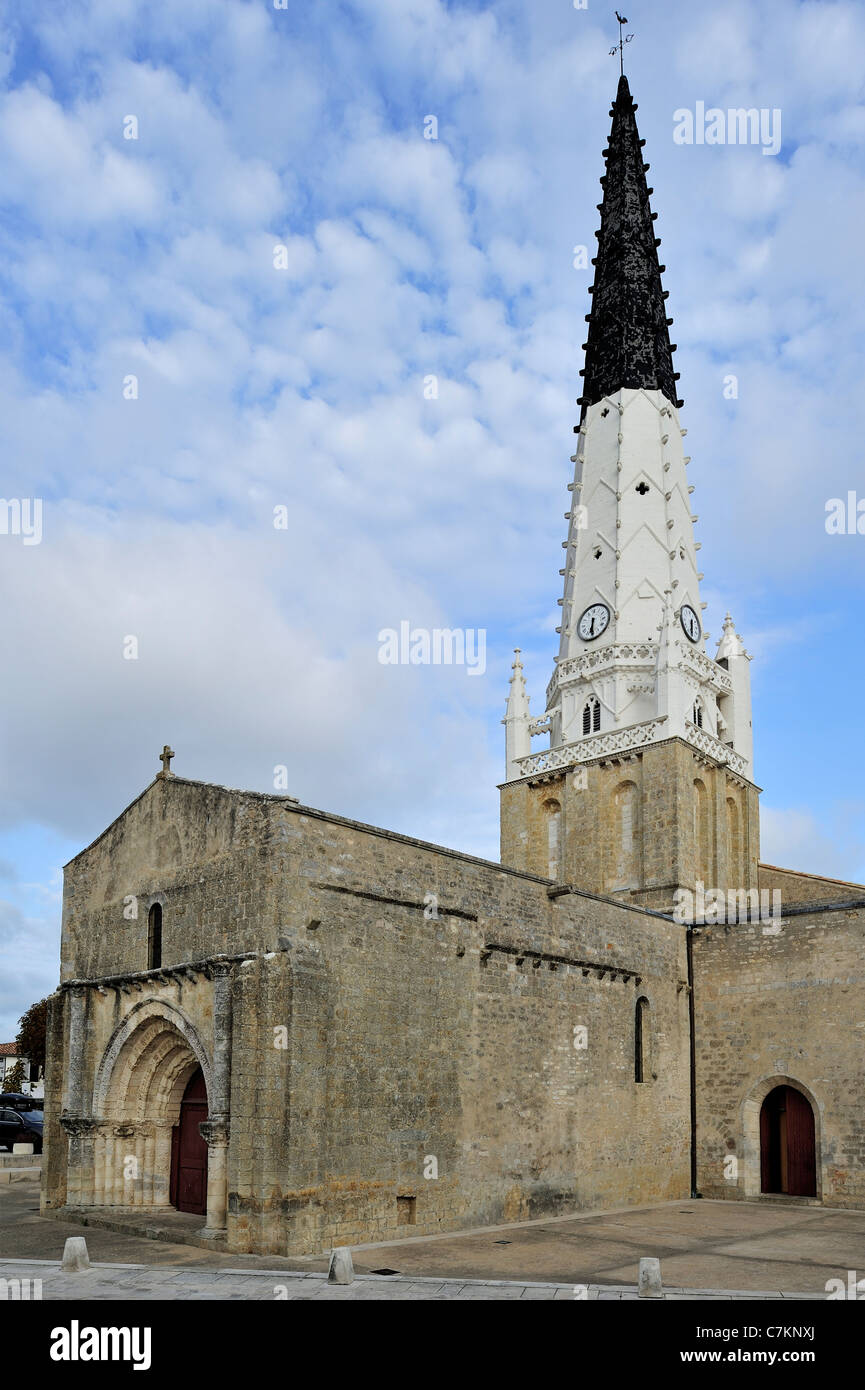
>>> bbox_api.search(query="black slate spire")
[577,75,682,414]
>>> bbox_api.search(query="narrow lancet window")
[635,996,650,1082]
[148,903,163,969]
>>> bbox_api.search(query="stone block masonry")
[44,776,691,1256]
[692,900,865,1207]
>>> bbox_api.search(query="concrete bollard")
[638,1257,663,1298]
[328,1247,354,1285]
[61,1237,91,1274]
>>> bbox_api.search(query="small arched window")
[148,903,163,970]
[582,696,601,735]
[635,996,651,1083]
[692,699,703,729]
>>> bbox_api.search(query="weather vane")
[610,11,634,76]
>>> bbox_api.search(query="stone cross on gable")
[158,744,175,778]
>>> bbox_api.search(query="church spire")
[578,75,681,415]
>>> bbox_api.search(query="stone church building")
[42,77,865,1256]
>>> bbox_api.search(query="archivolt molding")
[92,997,212,1122]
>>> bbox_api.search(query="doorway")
[169,1067,208,1215]
[759,1084,816,1197]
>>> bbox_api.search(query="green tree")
[4,1059,26,1093]
[16,997,49,1072]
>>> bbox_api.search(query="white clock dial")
[680,604,702,643]
[577,602,611,642]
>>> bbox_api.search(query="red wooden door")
[170,1068,208,1215]
[760,1086,816,1197]
[785,1087,816,1197]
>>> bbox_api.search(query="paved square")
[2,1179,862,1298]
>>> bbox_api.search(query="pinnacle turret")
[716,613,748,661]
[502,649,532,780]
[579,75,680,414]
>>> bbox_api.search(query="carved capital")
[59,1111,97,1138]
[199,1116,230,1147]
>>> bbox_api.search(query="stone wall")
[692,902,865,1207]
[500,738,760,911]
[46,776,692,1255]
[758,863,865,907]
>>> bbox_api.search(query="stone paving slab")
[0,1183,850,1296]
[0,1258,810,1302]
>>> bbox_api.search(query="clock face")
[577,602,611,642]
[680,604,702,643]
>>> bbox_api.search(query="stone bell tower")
[500,75,760,911]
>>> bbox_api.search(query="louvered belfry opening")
[578,75,682,417]
[582,698,600,735]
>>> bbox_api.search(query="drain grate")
[370,1268,400,1276]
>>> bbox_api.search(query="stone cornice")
[483,940,643,982]
[547,642,658,707]
[502,733,762,791]
[515,716,668,777]
[60,951,256,994]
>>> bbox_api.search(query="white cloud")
[1,0,865,1037]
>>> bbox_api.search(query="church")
[41,75,865,1257]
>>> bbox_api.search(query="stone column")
[59,985,95,1206]
[210,960,233,1118]
[111,1126,136,1206]
[199,960,233,1239]
[65,984,88,1115]
[199,1117,230,1237]
[153,1123,173,1208]
[59,1115,97,1207]
[143,1129,156,1205]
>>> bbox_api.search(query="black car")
[0,1106,43,1153]
[0,1093,42,1110]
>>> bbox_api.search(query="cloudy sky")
[1,0,864,1038]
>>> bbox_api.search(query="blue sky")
[1,0,865,1038]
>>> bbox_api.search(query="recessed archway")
[741,1074,822,1202]
[90,999,212,1211]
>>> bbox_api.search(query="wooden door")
[760,1085,816,1197]
[784,1086,816,1197]
[169,1068,208,1215]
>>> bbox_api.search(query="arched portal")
[741,1074,821,1200]
[169,1068,208,1215]
[90,1000,212,1212]
[760,1085,817,1197]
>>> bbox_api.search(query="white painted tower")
[504,75,755,789]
